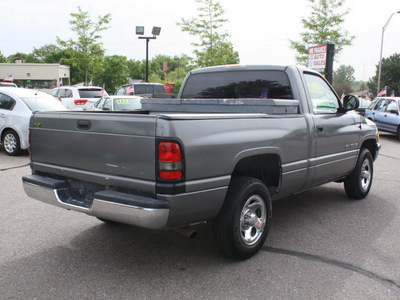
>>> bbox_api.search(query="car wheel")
[397,126,400,140]
[212,176,272,260]
[344,148,373,199]
[2,130,21,156]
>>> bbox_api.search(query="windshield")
[21,96,67,111]
[78,89,107,98]
[113,97,142,110]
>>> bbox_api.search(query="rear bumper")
[22,174,170,230]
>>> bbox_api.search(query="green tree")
[368,53,400,97]
[97,55,130,93]
[57,6,111,84]
[127,59,146,81]
[32,44,67,63]
[7,52,39,63]
[0,51,7,63]
[333,64,355,95]
[290,0,355,65]
[177,0,239,67]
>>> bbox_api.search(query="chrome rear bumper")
[22,175,170,230]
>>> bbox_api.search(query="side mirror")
[389,109,399,115]
[343,95,360,112]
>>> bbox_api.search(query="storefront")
[0,62,70,91]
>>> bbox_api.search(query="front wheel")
[2,130,21,156]
[344,148,373,199]
[212,177,272,260]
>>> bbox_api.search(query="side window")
[103,99,112,110]
[0,93,16,110]
[367,98,378,110]
[304,73,339,114]
[58,89,66,98]
[386,100,398,113]
[116,87,125,95]
[65,89,73,98]
[375,99,387,111]
[49,89,59,97]
[95,98,106,109]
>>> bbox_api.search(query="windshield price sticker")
[116,99,130,105]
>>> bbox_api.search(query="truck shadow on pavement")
[2,183,399,298]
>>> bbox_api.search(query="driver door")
[303,73,360,185]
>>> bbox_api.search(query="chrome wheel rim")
[4,133,17,153]
[239,195,266,246]
[360,158,372,191]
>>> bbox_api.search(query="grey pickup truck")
[22,65,380,259]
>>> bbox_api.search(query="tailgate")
[29,111,158,193]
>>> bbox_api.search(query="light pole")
[377,11,400,94]
[136,26,161,82]
[174,56,180,80]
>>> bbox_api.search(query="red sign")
[163,61,168,72]
[308,45,327,70]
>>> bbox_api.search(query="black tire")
[2,130,21,156]
[396,126,400,140]
[212,176,272,260]
[344,148,373,199]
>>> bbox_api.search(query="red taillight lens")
[159,170,183,180]
[158,141,183,180]
[74,99,88,105]
[159,142,181,163]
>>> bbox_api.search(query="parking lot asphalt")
[1,133,399,299]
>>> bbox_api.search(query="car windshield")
[21,96,67,111]
[113,98,141,110]
[78,89,107,98]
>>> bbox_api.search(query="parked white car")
[0,87,67,155]
[49,86,108,110]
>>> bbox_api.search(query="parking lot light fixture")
[136,26,161,82]
[377,11,400,94]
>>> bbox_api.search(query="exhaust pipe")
[174,227,198,239]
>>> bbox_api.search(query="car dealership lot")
[1,133,399,299]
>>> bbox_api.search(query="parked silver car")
[0,87,67,155]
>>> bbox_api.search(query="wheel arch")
[360,138,379,161]
[231,150,282,198]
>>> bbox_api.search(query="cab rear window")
[180,70,293,99]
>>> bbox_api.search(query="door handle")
[76,120,91,130]
[316,125,324,133]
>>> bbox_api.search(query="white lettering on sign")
[308,45,327,69]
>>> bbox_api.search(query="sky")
[1,0,399,83]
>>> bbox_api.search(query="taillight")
[158,141,183,180]
[74,99,88,105]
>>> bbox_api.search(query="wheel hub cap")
[4,133,17,153]
[240,195,266,246]
[360,159,371,191]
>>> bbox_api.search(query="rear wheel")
[396,126,400,140]
[344,148,373,199]
[212,177,272,260]
[2,130,21,156]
